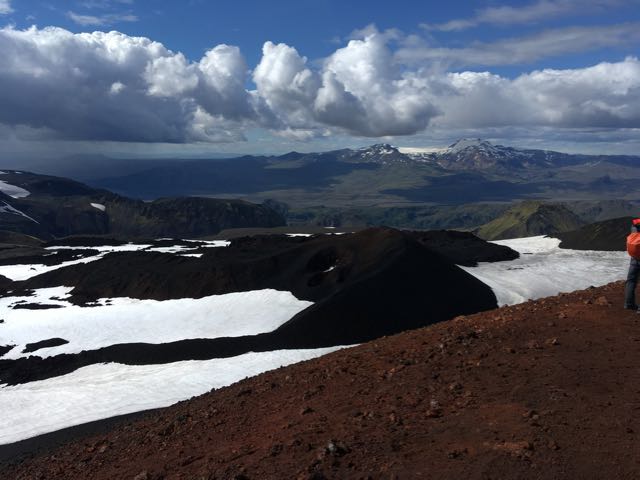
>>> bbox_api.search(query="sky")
[0,0,639,160]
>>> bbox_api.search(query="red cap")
[633,219,640,225]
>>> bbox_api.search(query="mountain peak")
[359,143,398,154]
[348,143,407,163]
[447,138,494,153]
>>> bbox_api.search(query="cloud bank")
[0,25,638,144]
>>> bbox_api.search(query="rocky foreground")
[3,281,640,479]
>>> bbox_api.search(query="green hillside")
[475,201,585,240]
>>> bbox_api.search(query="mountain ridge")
[0,170,285,240]
[88,139,640,206]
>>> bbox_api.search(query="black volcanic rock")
[557,216,634,251]
[12,304,65,310]
[0,273,12,291]
[19,228,502,305]
[22,338,69,354]
[406,230,519,266]
[0,248,99,267]
[0,228,502,384]
[0,345,15,358]
[44,237,128,248]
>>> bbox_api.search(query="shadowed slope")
[557,216,633,251]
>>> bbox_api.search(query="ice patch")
[0,180,30,198]
[461,235,628,306]
[0,289,313,359]
[0,346,347,445]
[90,203,106,212]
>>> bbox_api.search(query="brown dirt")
[4,281,640,479]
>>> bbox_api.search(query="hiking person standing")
[624,218,640,310]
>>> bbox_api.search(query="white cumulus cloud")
[0,25,638,146]
[429,57,640,129]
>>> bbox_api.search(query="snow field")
[0,347,346,445]
[461,236,628,306]
[0,289,313,359]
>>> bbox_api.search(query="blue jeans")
[625,258,640,307]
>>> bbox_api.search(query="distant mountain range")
[3,139,640,238]
[0,171,285,241]
[89,139,640,208]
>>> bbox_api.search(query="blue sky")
[0,0,639,158]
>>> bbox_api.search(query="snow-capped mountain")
[403,138,578,170]
[346,144,410,164]
[341,139,595,170]
[29,138,640,208]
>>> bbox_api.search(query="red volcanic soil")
[4,281,640,479]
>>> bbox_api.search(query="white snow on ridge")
[0,254,105,281]
[144,245,197,254]
[461,235,628,306]
[0,346,347,445]
[45,243,153,253]
[0,289,313,359]
[49,240,229,255]
[90,202,106,211]
[0,241,230,282]
[0,180,30,198]
[0,201,39,223]
[0,286,73,308]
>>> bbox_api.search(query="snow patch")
[45,243,152,253]
[0,180,30,198]
[461,236,628,306]
[0,289,313,359]
[0,347,347,445]
[144,245,197,254]
[0,254,105,281]
[90,203,106,212]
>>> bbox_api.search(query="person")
[624,218,640,310]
